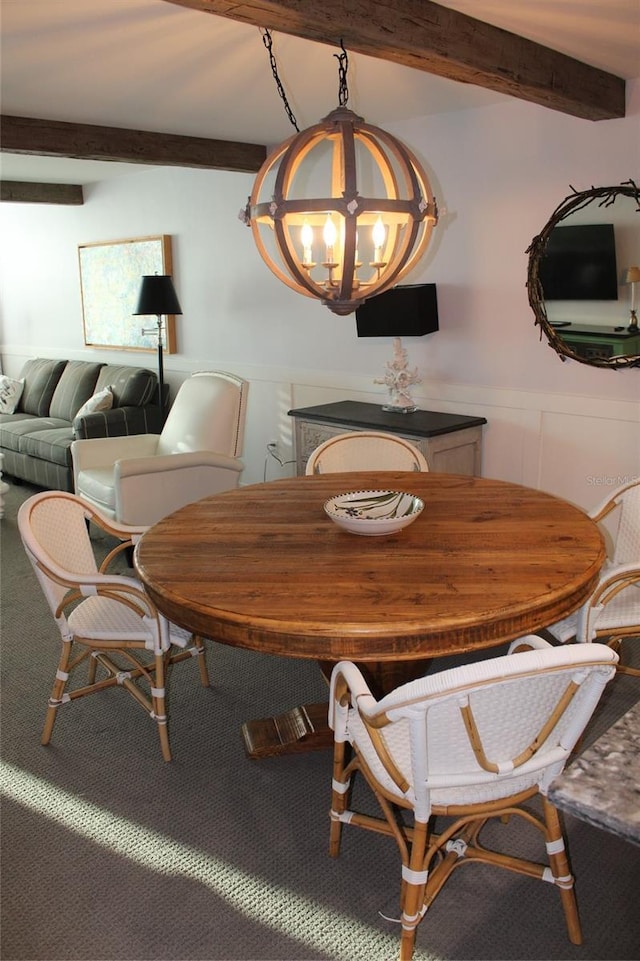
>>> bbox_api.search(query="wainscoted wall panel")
[539,411,639,508]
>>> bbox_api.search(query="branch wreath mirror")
[527,181,640,370]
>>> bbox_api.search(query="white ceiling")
[1,0,639,185]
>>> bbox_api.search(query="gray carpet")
[1,480,639,961]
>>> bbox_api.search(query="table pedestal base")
[242,702,333,758]
[241,658,432,759]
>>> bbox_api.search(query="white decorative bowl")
[323,489,424,536]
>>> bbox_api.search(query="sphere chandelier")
[242,37,438,317]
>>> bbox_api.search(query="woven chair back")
[18,491,98,619]
[609,479,640,567]
[335,641,617,819]
[306,430,428,474]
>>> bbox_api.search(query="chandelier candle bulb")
[372,216,386,263]
[323,214,337,263]
[301,221,313,266]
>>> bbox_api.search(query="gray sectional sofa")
[0,357,162,491]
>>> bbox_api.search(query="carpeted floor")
[1,480,639,961]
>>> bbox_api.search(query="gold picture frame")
[79,235,177,352]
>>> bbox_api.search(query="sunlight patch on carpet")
[0,760,437,961]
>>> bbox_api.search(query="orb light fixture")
[241,37,438,316]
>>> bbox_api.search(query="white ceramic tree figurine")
[374,337,421,412]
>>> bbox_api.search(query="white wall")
[1,83,639,510]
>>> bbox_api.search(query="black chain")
[261,28,299,132]
[261,30,352,129]
[334,40,349,107]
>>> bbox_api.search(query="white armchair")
[72,371,247,526]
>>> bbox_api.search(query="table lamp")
[134,274,182,417]
[622,265,640,331]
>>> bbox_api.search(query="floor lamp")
[134,275,182,420]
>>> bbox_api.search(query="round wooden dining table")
[135,471,605,757]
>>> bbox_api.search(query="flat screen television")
[355,283,439,337]
[539,223,618,301]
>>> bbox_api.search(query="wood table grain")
[135,471,605,756]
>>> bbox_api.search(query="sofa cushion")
[95,365,157,408]
[19,359,67,416]
[0,412,38,425]
[19,426,74,468]
[0,416,70,453]
[0,375,24,414]
[49,361,103,421]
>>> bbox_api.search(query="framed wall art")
[78,234,177,352]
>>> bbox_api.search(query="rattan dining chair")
[546,477,640,675]
[328,636,618,961]
[305,430,429,474]
[18,490,209,761]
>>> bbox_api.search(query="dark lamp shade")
[134,275,182,316]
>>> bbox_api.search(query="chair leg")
[87,650,98,685]
[194,635,210,686]
[399,818,429,961]
[152,651,172,762]
[542,796,582,945]
[329,738,350,857]
[167,635,210,685]
[42,640,73,745]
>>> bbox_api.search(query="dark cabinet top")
[554,324,640,340]
[287,401,487,438]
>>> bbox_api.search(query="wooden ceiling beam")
[163,0,625,121]
[0,180,84,205]
[0,115,267,174]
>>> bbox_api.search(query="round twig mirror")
[527,180,640,369]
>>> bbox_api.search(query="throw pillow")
[75,385,114,419]
[0,375,25,414]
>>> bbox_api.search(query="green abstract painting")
[79,235,176,352]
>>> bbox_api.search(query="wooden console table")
[288,401,487,476]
